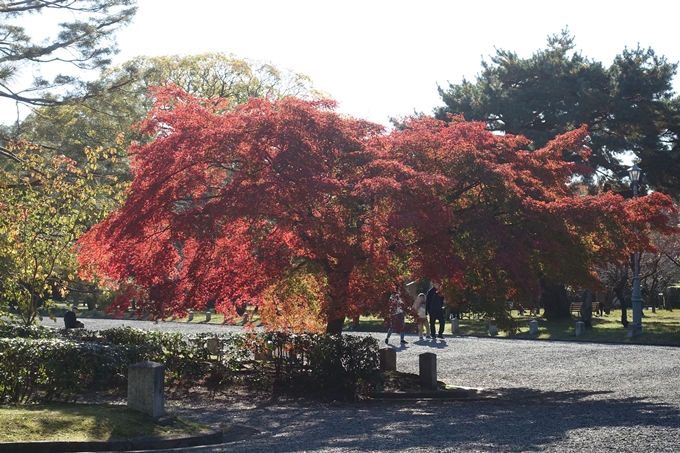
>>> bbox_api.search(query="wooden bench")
[570,302,601,317]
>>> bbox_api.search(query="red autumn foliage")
[76,87,678,331]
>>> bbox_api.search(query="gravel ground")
[41,318,680,453]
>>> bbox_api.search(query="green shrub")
[0,322,57,339]
[259,332,380,398]
[0,325,380,402]
[667,286,680,309]
[0,338,142,403]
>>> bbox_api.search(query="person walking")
[385,293,407,345]
[412,292,430,340]
[426,283,446,339]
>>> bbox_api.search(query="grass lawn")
[347,309,680,346]
[46,305,262,327]
[0,403,208,443]
[48,304,680,345]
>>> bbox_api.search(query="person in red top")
[385,293,407,345]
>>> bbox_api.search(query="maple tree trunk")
[325,317,345,334]
[615,287,629,328]
[613,273,629,328]
[541,283,570,320]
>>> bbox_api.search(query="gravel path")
[43,318,680,452]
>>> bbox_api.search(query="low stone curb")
[368,387,493,400]
[0,427,223,453]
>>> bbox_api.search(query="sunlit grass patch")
[0,404,207,442]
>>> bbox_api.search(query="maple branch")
[665,252,680,269]
[0,146,47,186]
[0,145,24,164]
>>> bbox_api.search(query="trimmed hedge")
[0,325,380,403]
[667,286,680,309]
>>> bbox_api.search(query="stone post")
[379,348,396,371]
[529,320,539,335]
[207,337,221,359]
[575,321,585,336]
[187,311,193,321]
[128,361,165,418]
[205,311,211,322]
[451,318,460,334]
[489,320,498,336]
[627,323,639,339]
[419,353,437,389]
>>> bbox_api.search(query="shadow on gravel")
[176,388,680,452]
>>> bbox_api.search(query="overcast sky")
[9,0,680,127]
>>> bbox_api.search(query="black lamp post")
[628,163,643,335]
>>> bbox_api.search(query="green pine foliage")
[436,29,680,196]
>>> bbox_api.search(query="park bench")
[569,302,601,317]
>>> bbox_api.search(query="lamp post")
[628,163,643,335]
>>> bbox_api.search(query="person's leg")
[438,314,445,336]
[399,314,406,343]
[423,318,431,337]
[429,316,436,338]
[386,326,393,343]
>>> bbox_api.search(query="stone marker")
[489,320,498,336]
[128,361,165,418]
[379,347,396,371]
[529,320,539,335]
[627,323,639,339]
[575,321,585,336]
[187,311,193,321]
[254,351,270,361]
[205,311,211,322]
[419,353,437,389]
[451,318,460,334]
[207,338,221,358]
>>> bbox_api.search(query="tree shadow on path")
[174,387,680,452]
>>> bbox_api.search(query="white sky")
[7,0,680,127]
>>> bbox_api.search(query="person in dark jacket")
[64,306,84,329]
[426,283,446,338]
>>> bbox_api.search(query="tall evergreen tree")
[0,0,137,109]
[436,30,680,196]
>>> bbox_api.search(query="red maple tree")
[77,86,405,332]
[379,115,678,320]
[77,87,678,331]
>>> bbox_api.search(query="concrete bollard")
[419,353,437,389]
[451,318,460,334]
[128,361,165,418]
[575,321,585,336]
[627,323,639,339]
[379,348,397,371]
[529,320,539,335]
[205,311,211,322]
[187,311,193,322]
[489,320,498,336]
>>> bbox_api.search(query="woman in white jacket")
[412,293,430,340]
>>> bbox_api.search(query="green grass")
[348,310,680,345]
[45,305,262,326]
[506,309,680,344]
[49,304,680,345]
[0,403,209,442]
